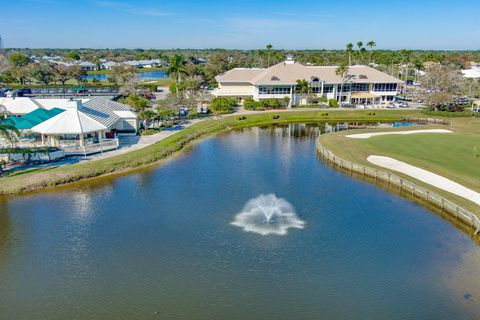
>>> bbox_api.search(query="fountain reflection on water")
[231,194,305,236]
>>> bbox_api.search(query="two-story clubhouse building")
[213,57,403,107]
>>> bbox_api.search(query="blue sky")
[1,0,479,49]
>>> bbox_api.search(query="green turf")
[358,133,480,191]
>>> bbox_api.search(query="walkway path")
[367,155,480,206]
[346,129,452,139]
[83,118,206,161]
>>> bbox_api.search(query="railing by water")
[63,139,119,156]
[316,140,480,236]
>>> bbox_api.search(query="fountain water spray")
[231,194,305,235]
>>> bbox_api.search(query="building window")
[337,84,352,92]
[351,83,369,92]
[323,84,333,93]
[373,83,398,92]
[259,86,291,95]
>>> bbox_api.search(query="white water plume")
[231,194,305,236]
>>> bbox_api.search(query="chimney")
[285,54,295,65]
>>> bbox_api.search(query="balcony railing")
[62,139,119,156]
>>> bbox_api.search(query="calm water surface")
[1,124,480,320]
[83,71,167,81]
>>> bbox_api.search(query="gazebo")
[31,104,111,155]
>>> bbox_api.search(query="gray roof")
[81,97,136,128]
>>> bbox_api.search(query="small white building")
[0,97,139,134]
[462,67,480,79]
[31,100,116,156]
[79,61,98,71]
[100,61,118,70]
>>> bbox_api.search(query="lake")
[0,124,479,319]
[83,71,168,81]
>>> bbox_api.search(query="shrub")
[238,116,247,120]
[140,128,162,136]
[244,98,260,110]
[307,94,319,105]
[328,99,339,108]
[272,114,280,120]
[210,97,237,113]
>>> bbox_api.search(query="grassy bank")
[319,116,480,216]
[0,109,425,195]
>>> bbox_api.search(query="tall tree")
[345,43,354,66]
[30,62,55,85]
[367,41,376,64]
[8,53,30,68]
[266,44,273,68]
[356,41,365,63]
[54,64,71,85]
[400,49,413,83]
[68,65,87,85]
[167,55,187,97]
[335,62,350,105]
[418,64,463,110]
[0,105,19,147]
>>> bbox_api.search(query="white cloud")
[95,1,172,17]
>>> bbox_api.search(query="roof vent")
[359,74,368,79]
[271,76,280,81]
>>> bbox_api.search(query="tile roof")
[216,62,403,85]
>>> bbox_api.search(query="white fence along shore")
[317,141,480,236]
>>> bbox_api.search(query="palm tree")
[413,59,424,84]
[345,43,354,66]
[367,41,376,64]
[0,105,19,147]
[139,110,156,131]
[335,62,350,105]
[295,79,310,106]
[400,49,413,83]
[266,44,273,68]
[356,41,364,63]
[167,55,187,97]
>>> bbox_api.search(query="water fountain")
[231,194,305,235]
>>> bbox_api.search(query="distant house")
[100,61,118,70]
[462,67,480,79]
[122,59,164,69]
[79,61,98,71]
[191,57,208,65]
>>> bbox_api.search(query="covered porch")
[350,92,382,107]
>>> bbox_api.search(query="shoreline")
[0,110,438,195]
[316,138,480,238]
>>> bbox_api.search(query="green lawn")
[320,116,480,215]
[360,133,480,190]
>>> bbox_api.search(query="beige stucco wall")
[214,83,255,97]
